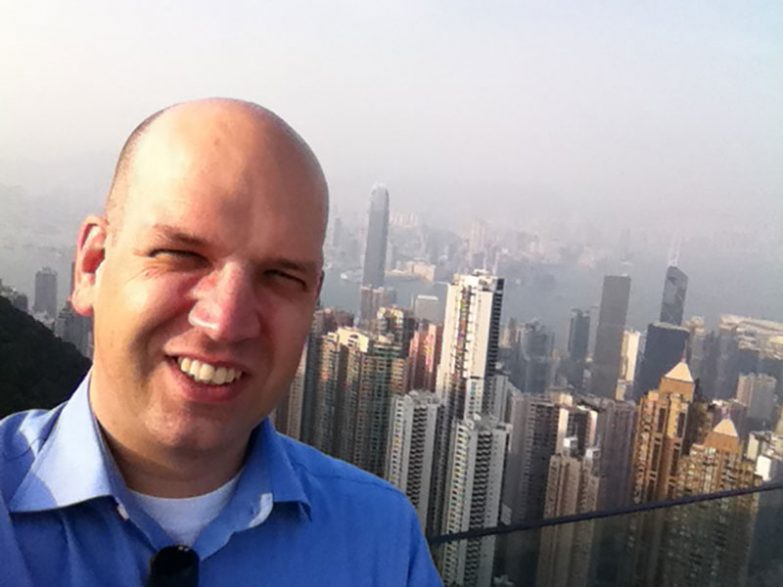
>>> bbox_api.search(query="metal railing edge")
[428,479,783,545]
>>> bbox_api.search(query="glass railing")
[429,482,783,587]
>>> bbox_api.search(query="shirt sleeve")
[406,507,444,587]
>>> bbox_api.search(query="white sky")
[1,0,781,231]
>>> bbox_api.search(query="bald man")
[0,100,442,586]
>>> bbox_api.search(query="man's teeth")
[177,357,243,385]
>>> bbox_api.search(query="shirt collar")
[9,375,116,512]
[253,419,310,516]
[8,375,311,519]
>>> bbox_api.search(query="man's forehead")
[110,98,328,246]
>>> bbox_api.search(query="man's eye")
[267,270,306,288]
[149,250,206,264]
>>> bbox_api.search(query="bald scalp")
[104,99,329,241]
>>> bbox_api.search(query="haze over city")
[3,1,781,218]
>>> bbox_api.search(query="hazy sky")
[2,1,782,231]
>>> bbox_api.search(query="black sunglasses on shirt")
[146,545,199,587]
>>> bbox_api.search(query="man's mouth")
[175,357,245,386]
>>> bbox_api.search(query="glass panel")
[430,487,783,587]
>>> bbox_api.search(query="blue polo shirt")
[0,377,442,586]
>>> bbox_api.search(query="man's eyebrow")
[268,257,322,277]
[148,224,210,248]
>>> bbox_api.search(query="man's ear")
[70,215,109,317]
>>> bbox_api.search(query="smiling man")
[0,99,441,586]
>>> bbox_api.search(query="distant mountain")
[0,296,91,418]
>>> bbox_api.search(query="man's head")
[71,99,327,481]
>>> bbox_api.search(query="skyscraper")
[591,275,631,399]
[616,329,641,401]
[385,390,442,530]
[566,309,591,391]
[311,331,348,454]
[358,285,396,328]
[331,327,402,477]
[374,306,415,355]
[440,415,510,587]
[436,270,504,422]
[736,373,778,430]
[631,362,695,504]
[510,320,554,395]
[635,322,690,401]
[407,321,443,392]
[660,265,688,326]
[361,184,390,288]
[675,418,759,497]
[578,395,636,510]
[536,444,601,587]
[684,316,708,380]
[296,308,352,446]
[501,391,595,524]
[544,441,601,519]
[33,267,57,319]
[431,270,504,536]
[54,304,92,358]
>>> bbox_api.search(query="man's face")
[78,111,325,457]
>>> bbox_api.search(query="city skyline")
[3,4,783,584]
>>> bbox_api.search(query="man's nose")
[188,264,261,342]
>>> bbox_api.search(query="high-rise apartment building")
[385,391,442,530]
[374,306,415,355]
[634,416,761,586]
[578,395,636,510]
[684,316,708,380]
[510,320,554,395]
[501,391,596,524]
[407,321,443,392]
[311,331,348,454]
[635,322,690,401]
[616,329,641,401]
[436,271,504,422]
[659,265,688,326]
[54,304,92,358]
[736,373,778,430]
[33,267,57,319]
[358,285,396,328]
[432,270,504,537]
[293,308,352,445]
[536,444,601,587]
[566,309,591,391]
[361,184,390,288]
[275,343,308,440]
[591,275,631,398]
[440,415,510,587]
[544,440,601,519]
[675,418,759,497]
[703,315,783,399]
[330,328,402,477]
[631,362,695,504]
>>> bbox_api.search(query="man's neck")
[100,427,247,498]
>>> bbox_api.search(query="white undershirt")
[131,473,241,546]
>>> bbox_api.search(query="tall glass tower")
[660,265,688,326]
[361,184,390,288]
[591,275,632,399]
